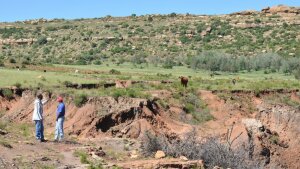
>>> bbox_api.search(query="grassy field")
[1,63,299,125]
[1,63,300,94]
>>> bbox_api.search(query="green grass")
[0,139,13,148]
[73,150,90,164]
[1,64,300,91]
[17,123,32,138]
[269,135,280,145]
[0,120,7,130]
[74,93,88,107]
[264,93,300,109]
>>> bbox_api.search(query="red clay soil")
[1,90,193,140]
[1,89,300,168]
[198,90,249,143]
[199,90,300,169]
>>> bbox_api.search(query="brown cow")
[179,76,188,88]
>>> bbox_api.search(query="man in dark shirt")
[55,96,65,141]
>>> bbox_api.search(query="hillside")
[1,5,300,169]
[0,5,299,66]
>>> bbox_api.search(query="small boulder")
[179,156,188,161]
[130,150,139,159]
[155,150,166,159]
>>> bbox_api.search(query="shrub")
[141,128,262,169]
[131,53,147,64]
[184,103,195,113]
[2,89,14,100]
[93,60,102,65]
[0,60,4,67]
[112,89,127,99]
[9,58,16,63]
[294,68,300,80]
[75,59,87,65]
[200,138,261,169]
[73,150,90,164]
[169,12,177,17]
[74,94,88,107]
[162,58,176,69]
[269,135,279,145]
[14,82,21,88]
[37,37,48,45]
[63,81,73,86]
[109,69,121,75]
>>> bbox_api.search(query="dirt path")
[0,137,84,168]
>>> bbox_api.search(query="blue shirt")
[56,102,65,118]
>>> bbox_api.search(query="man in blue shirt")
[55,96,65,141]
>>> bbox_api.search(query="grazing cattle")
[179,76,188,88]
[43,70,47,72]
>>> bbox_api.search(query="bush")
[14,82,21,88]
[37,37,48,45]
[109,69,121,75]
[74,94,88,107]
[112,88,146,99]
[162,58,176,69]
[93,60,102,65]
[200,138,261,169]
[63,81,72,86]
[9,58,16,63]
[2,89,14,100]
[75,59,87,65]
[73,150,90,164]
[269,135,279,144]
[112,89,127,99]
[294,68,300,80]
[0,60,4,67]
[141,128,262,169]
[141,130,202,159]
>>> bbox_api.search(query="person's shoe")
[40,139,46,142]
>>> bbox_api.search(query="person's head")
[57,96,63,102]
[37,94,43,100]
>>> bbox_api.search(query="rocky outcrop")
[231,10,258,16]
[262,5,300,14]
[0,38,52,45]
[0,38,37,45]
[22,18,53,25]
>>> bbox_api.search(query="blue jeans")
[55,117,64,140]
[35,120,44,140]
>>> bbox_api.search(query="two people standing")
[32,94,65,142]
